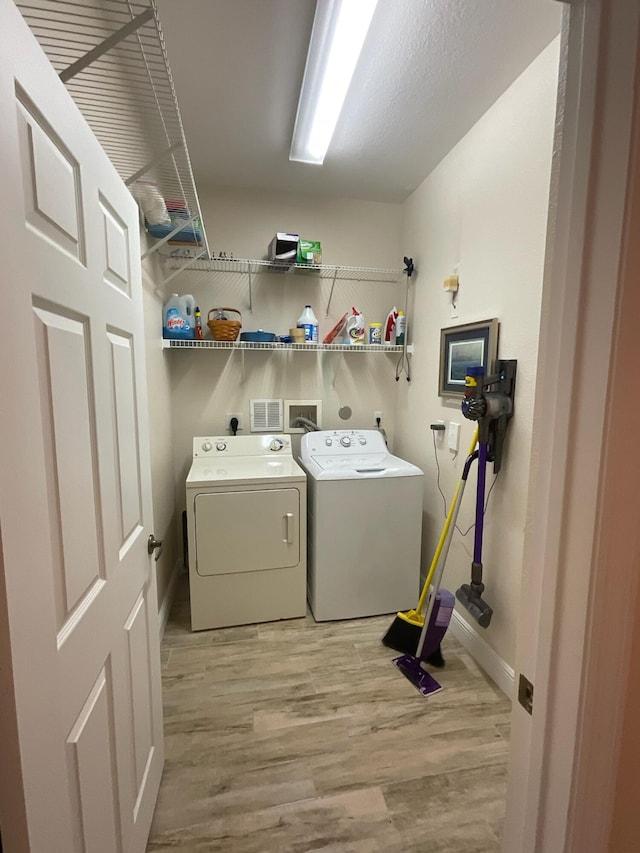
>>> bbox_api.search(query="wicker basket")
[207,307,242,341]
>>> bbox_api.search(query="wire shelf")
[162,340,410,353]
[17,0,210,268]
[160,256,403,284]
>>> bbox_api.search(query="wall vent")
[250,399,283,432]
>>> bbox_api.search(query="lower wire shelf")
[162,339,413,353]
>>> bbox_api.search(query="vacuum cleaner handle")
[455,439,494,627]
[473,441,488,565]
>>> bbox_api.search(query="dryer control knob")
[270,438,284,451]
[202,441,212,452]
[325,438,332,446]
[215,441,227,451]
[340,436,351,447]
[359,437,367,445]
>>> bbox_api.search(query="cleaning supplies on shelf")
[297,304,319,342]
[384,307,398,343]
[395,311,406,346]
[323,312,348,344]
[368,322,382,344]
[297,239,322,265]
[163,293,195,340]
[194,306,203,340]
[344,307,365,344]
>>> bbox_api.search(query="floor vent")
[250,398,283,432]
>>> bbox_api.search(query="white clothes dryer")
[186,435,307,630]
[299,429,423,621]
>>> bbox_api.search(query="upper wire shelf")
[161,256,403,283]
[159,256,405,315]
[164,256,403,284]
[16,0,210,277]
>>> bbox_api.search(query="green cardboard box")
[296,239,322,265]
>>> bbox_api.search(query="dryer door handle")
[284,512,294,544]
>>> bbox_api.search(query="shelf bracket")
[247,265,253,314]
[141,212,200,260]
[125,141,184,186]
[59,8,154,83]
[161,248,208,286]
[325,267,339,317]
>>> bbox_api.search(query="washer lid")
[301,457,423,481]
[187,456,306,487]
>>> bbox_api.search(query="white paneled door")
[0,2,163,851]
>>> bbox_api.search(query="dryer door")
[194,488,300,576]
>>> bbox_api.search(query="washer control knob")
[270,438,285,451]
[325,438,333,446]
[359,437,367,445]
[340,436,351,447]
[202,441,212,452]
[215,441,227,452]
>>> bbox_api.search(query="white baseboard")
[449,610,515,699]
[158,560,182,639]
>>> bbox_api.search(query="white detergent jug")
[297,304,319,342]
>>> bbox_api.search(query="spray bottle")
[344,307,365,344]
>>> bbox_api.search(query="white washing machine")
[299,429,423,621]
[186,434,307,630]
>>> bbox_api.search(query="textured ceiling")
[156,0,561,203]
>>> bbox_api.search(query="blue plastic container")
[163,294,195,340]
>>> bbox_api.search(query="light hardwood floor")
[147,575,511,852]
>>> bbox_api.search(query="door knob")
[147,534,163,556]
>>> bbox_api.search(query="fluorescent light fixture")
[289,0,378,165]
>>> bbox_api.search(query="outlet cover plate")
[448,421,460,452]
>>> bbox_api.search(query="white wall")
[165,189,404,527]
[396,38,560,668]
[142,243,181,610]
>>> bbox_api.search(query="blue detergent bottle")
[163,293,195,340]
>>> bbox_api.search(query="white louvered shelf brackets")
[17,0,210,282]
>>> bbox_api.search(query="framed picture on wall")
[439,319,499,397]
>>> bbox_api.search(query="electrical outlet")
[436,419,445,441]
[226,413,242,434]
[374,410,383,423]
[448,421,460,452]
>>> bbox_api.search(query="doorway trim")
[504,1,640,850]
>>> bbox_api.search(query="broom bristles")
[381,614,422,656]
